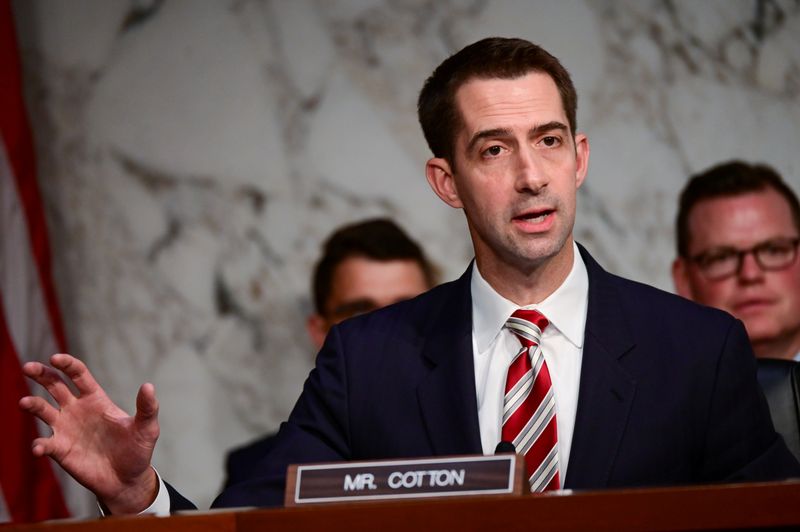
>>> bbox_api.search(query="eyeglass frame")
[686,236,800,281]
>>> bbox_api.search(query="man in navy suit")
[20,37,800,516]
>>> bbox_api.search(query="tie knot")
[506,309,549,348]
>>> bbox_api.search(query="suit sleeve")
[212,324,353,508]
[699,319,800,481]
[165,482,196,512]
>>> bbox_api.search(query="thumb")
[134,383,160,442]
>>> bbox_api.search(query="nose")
[737,251,765,283]
[514,146,547,194]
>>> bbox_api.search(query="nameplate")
[285,454,524,506]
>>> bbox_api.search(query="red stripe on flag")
[0,297,69,522]
[0,0,67,352]
[1,0,73,522]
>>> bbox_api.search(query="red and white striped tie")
[502,309,560,492]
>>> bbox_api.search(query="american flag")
[0,0,89,522]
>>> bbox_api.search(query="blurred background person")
[672,160,800,461]
[305,218,437,348]
[672,161,800,362]
[224,218,436,488]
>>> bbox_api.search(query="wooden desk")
[7,480,800,531]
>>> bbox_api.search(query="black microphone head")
[494,440,516,454]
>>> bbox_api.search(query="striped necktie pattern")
[502,309,560,492]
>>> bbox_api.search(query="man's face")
[426,72,589,284]
[672,188,800,357]
[306,256,430,348]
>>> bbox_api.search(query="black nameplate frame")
[285,454,524,506]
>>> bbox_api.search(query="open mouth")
[514,209,553,223]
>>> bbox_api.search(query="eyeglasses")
[688,237,800,281]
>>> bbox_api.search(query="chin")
[521,236,566,259]
[742,323,779,344]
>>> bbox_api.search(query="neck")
[752,330,800,361]
[475,240,575,306]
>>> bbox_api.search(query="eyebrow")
[328,298,378,318]
[465,121,570,153]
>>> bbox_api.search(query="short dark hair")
[417,37,578,165]
[676,160,800,257]
[312,219,436,315]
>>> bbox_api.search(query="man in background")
[304,218,437,348]
[672,161,800,361]
[225,218,436,487]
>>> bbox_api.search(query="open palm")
[20,354,160,514]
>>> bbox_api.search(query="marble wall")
[11,0,800,513]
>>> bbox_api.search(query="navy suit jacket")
[223,433,277,489]
[181,245,798,510]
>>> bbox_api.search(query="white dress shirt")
[147,473,170,516]
[472,242,589,481]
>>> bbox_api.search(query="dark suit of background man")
[224,218,436,488]
[20,37,800,517]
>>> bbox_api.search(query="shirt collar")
[471,241,589,353]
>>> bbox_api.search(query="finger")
[19,395,59,426]
[21,362,76,406]
[31,436,57,458]
[135,383,160,441]
[51,353,101,397]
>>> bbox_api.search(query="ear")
[671,258,694,299]
[573,133,590,189]
[425,157,463,209]
[306,314,329,350]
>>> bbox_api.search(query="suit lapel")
[413,250,638,473]
[417,266,483,456]
[565,246,637,489]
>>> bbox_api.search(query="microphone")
[494,440,516,454]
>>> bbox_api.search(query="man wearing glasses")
[672,161,800,362]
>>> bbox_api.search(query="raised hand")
[19,353,160,515]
